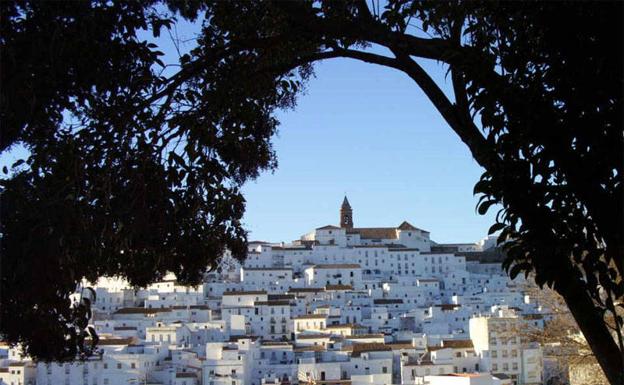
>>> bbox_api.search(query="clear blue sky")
[1,17,498,245]
[241,57,496,244]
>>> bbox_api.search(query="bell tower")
[340,196,353,229]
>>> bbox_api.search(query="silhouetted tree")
[1,2,621,382]
[1,0,286,360]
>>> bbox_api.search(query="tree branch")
[389,49,501,172]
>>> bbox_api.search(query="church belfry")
[340,196,353,229]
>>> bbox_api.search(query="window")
[382,367,388,374]
[491,350,498,358]
[492,364,498,371]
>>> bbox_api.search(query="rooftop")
[313,264,360,269]
[176,372,197,378]
[293,314,327,320]
[114,307,171,315]
[441,339,474,349]
[348,343,392,357]
[325,284,353,291]
[222,290,267,296]
[316,225,342,230]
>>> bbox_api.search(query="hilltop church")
[300,196,432,251]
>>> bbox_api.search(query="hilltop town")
[1,198,547,385]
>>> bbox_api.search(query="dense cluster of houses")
[1,198,546,385]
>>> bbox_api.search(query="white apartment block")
[1,197,548,385]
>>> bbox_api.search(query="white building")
[3,197,548,385]
[469,310,543,385]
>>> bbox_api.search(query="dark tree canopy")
[1,1,622,382]
[1,0,293,360]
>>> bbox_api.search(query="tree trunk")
[558,274,624,385]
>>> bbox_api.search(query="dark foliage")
[1,0,303,361]
[1,2,622,382]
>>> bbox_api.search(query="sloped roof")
[255,300,291,306]
[176,372,197,378]
[316,225,342,230]
[95,337,135,346]
[297,334,331,339]
[351,227,398,240]
[325,323,366,329]
[222,290,267,296]
[288,287,324,293]
[397,221,418,230]
[293,314,327,320]
[314,264,360,269]
[268,294,295,300]
[374,299,403,305]
[349,342,392,357]
[326,284,353,291]
[261,341,292,346]
[441,339,474,349]
[114,307,170,315]
[293,345,326,352]
[387,342,415,350]
[345,334,385,339]
[399,221,429,233]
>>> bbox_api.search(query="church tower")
[340,196,353,229]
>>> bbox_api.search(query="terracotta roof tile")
[293,314,327,320]
[222,290,267,296]
[442,339,474,349]
[176,372,197,378]
[296,334,331,339]
[325,284,353,291]
[349,343,391,357]
[114,307,170,315]
[325,323,366,329]
[351,228,398,240]
[397,221,418,230]
[255,300,291,306]
[288,287,324,293]
[316,225,342,230]
[314,264,360,269]
[374,299,403,305]
[293,345,326,352]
